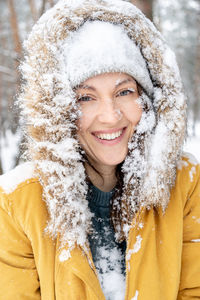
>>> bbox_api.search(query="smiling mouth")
[93,128,125,141]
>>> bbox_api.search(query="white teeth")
[96,130,123,140]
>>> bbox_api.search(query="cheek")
[121,101,142,124]
[76,119,86,142]
[76,106,94,138]
[76,105,88,133]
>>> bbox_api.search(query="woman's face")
[76,72,142,169]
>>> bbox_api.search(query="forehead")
[77,72,136,90]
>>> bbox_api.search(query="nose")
[97,99,122,123]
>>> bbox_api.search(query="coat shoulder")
[0,162,38,195]
[177,152,199,171]
[176,152,200,184]
[0,163,44,222]
[175,152,200,208]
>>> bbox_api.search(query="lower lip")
[92,127,127,145]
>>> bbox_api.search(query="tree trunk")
[7,0,22,56]
[7,0,22,92]
[131,0,153,20]
[28,0,38,23]
[40,0,46,17]
[48,0,54,7]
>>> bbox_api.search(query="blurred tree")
[0,0,58,174]
[28,0,38,22]
[1,0,198,173]
[131,0,153,20]
[153,0,200,133]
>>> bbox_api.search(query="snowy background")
[184,123,200,162]
[0,0,200,174]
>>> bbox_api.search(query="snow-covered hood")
[19,0,186,248]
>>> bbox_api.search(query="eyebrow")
[115,78,136,88]
[75,78,136,91]
[76,84,96,91]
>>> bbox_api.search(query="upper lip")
[92,127,126,135]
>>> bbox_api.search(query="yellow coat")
[0,157,200,300]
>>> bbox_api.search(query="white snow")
[183,146,200,164]
[162,20,178,32]
[177,152,198,172]
[61,0,84,9]
[177,159,189,170]
[177,123,200,170]
[0,129,21,173]
[138,222,144,229]
[184,152,198,165]
[17,0,190,250]
[184,122,200,163]
[59,249,71,262]
[163,47,177,70]
[192,216,200,224]
[95,245,126,300]
[189,166,196,182]
[62,21,153,95]
[126,235,142,261]
[1,1,199,285]
[189,0,200,10]
[0,162,35,194]
[131,290,139,300]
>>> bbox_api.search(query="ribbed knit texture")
[87,184,126,277]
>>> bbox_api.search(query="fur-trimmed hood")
[19,0,186,249]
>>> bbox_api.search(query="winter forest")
[0,0,200,174]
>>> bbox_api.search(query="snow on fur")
[63,20,153,96]
[18,0,186,249]
[0,162,35,194]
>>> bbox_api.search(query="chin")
[99,149,127,164]
[100,156,126,167]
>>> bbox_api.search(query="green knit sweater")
[87,184,126,295]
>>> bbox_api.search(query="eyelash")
[77,88,136,102]
[77,95,93,102]
[116,89,135,97]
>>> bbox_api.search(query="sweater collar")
[88,184,115,208]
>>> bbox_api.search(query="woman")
[0,0,200,299]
